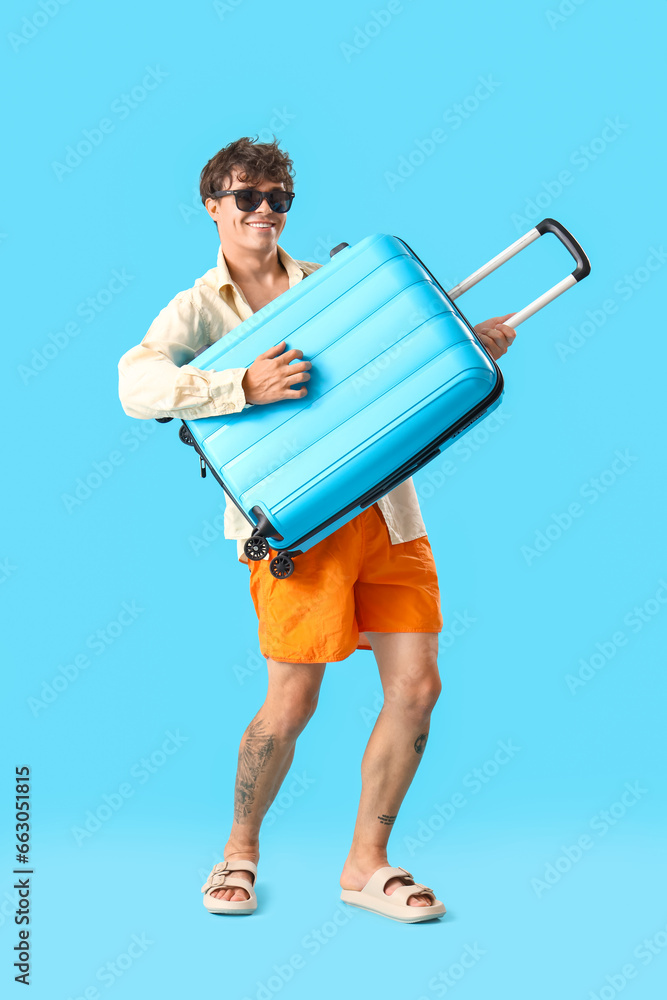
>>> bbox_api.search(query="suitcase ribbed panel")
[213,282,464,487]
[185,233,500,550]
[246,347,493,543]
[194,234,408,368]
[226,313,477,499]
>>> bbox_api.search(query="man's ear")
[204,197,220,225]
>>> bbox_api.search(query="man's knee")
[388,673,441,715]
[410,676,442,714]
[279,690,319,736]
[266,660,323,736]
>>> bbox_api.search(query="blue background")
[3,0,666,997]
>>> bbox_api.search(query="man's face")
[205,166,288,252]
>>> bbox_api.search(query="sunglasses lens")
[236,190,262,212]
[269,192,292,213]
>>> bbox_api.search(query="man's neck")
[220,242,287,286]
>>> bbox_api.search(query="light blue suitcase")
[159,218,589,577]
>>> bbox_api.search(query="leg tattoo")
[378,813,397,826]
[414,732,428,755]
[234,718,276,821]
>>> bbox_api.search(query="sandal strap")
[362,865,415,897]
[201,859,257,894]
[202,874,255,895]
[359,865,437,905]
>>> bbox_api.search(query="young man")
[117,136,516,922]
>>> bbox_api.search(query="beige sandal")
[201,860,258,914]
[340,865,446,923]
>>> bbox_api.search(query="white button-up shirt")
[117,243,428,561]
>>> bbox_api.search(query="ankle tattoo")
[377,813,397,826]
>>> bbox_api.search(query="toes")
[407,893,433,906]
[207,884,250,901]
[383,877,434,906]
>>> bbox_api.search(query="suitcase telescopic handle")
[446,217,590,327]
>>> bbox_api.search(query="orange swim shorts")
[244,502,443,663]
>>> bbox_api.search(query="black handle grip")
[536,218,591,282]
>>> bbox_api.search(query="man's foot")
[209,850,258,902]
[340,856,435,906]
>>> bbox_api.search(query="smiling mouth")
[246,221,275,229]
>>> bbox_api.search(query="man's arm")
[117,291,249,420]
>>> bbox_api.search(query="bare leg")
[340,632,441,906]
[211,657,325,901]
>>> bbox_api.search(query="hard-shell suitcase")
[159,217,590,578]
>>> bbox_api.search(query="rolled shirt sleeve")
[118,290,249,420]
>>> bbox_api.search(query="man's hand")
[242,341,312,404]
[473,314,517,360]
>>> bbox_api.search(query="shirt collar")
[215,243,306,298]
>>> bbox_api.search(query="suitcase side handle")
[446,217,591,327]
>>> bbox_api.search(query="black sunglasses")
[210,188,295,213]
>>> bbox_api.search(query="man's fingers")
[285,368,311,385]
[277,347,304,363]
[258,341,287,358]
[475,313,516,332]
[475,332,499,358]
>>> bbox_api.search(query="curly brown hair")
[199,135,295,207]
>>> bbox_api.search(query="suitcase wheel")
[244,536,270,561]
[179,424,195,446]
[270,553,295,579]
